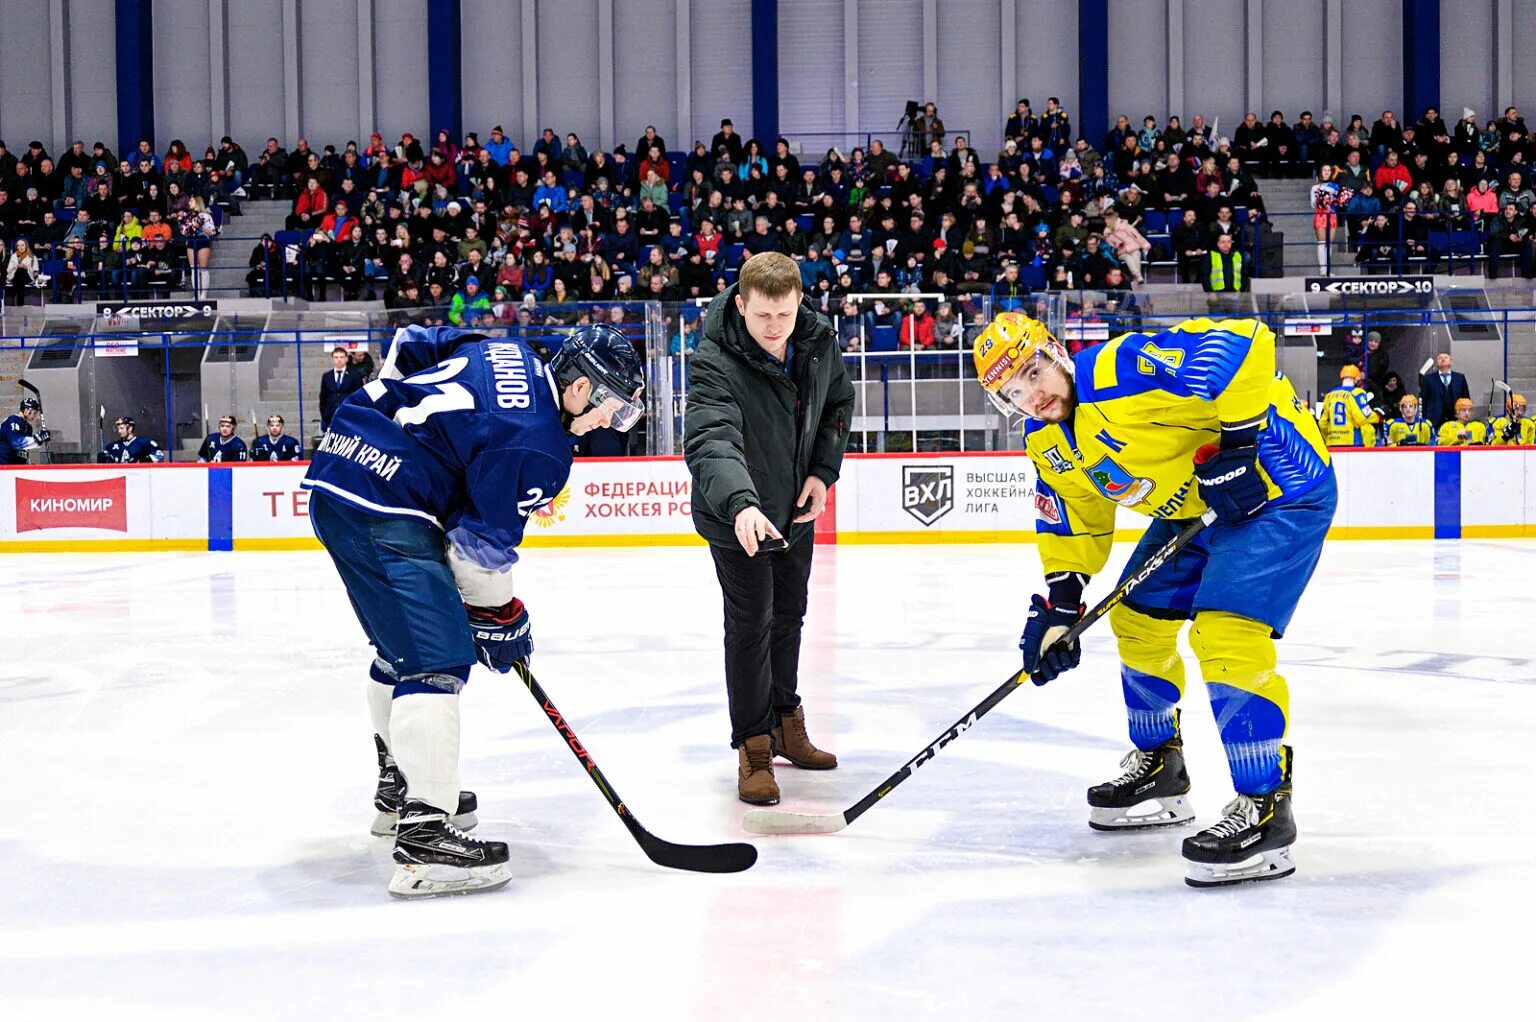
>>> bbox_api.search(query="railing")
[6,294,1535,465]
[789,128,979,163]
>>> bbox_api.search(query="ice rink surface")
[2,538,1533,1020]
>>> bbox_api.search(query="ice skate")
[370,734,479,837]
[1183,746,1296,888]
[388,800,511,898]
[1086,712,1195,831]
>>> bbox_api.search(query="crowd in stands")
[7,97,1536,335]
[0,137,227,305]
[1300,105,1536,275]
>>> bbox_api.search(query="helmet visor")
[987,350,1058,418]
[590,383,644,432]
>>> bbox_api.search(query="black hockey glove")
[466,598,533,674]
[35,427,51,444]
[1020,572,1087,685]
[1194,442,1268,524]
[1503,420,1519,443]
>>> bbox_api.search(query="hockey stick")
[18,378,50,464]
[512,660,759,873]
[743,508,1218,836]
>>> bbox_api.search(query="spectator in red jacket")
[1373,151,1413,191]
[286,177,329,229]
[899,299,936,349]
[423,150,457,192]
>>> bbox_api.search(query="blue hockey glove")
[1193,443,1268,523]
[1020,572,1087,685]
[466,598,533,673]
[35,427,51,444]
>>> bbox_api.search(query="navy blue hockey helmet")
[19,397,41,412]
[550,325,646,431]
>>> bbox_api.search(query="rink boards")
[0,448,1533,551]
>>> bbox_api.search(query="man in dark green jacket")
[684,252,855,806]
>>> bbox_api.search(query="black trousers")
[709,534,816,747]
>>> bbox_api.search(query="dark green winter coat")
[684,284,855,548]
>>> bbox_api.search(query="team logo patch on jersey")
[901,465,954,526]
[1043,445,1073,474]
[1087,455,1154,508]
[531,484,571,527]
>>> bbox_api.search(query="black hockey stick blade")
[625,816,758,873]
[744,511,1216,837]
[18,377,41,399]
[514,662,757,873]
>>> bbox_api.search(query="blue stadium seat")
[723,242,745,267]
[870,325,899,352]
[1021,263,1047,290]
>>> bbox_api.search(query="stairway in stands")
[208,200,293,298]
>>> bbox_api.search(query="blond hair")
[737,251,802,302]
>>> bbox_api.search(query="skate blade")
[370,809,480,838]
[1185,847,1296,888]
[387,861,511,899]
[1088,795,1196,831]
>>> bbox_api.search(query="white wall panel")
[855,0,921,144]
[151,0,213,149]
[461,0,525,143]
[534,0,601,148]
[937,0,1002,152]
[1183,0,1246,124]
[372,0,429,143]
[67,0,118,149]
[227,0,289,145]
[1511,0,1536,117]
[1107,0,1168,144]
[615,0,678,148]
[689,0,753,146]
[1440,0,1494,123]
[1340,0,1402,126]
[0,0,56,148]
[1260,0,1326,123]
[1014,0,1079,141]
[297,0,361,145]
[777,0,842,148]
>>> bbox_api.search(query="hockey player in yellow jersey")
[1318,364,1379,446]
[1490,394,1535,445]
[1386,394,1434,446]
[1437,398,1490,446]
[974,313,1336,887]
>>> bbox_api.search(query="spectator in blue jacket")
[532,170,568,213]
[484,126,513,167]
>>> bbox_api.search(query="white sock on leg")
[1316,242,1328,268]
[368,669,394,747]
[389,692,462,815]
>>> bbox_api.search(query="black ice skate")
[370,734,480,837]
[389,800,512,898]
[1087,712,1195,831]
[1183,746,1296,888]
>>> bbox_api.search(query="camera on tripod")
[899,100,923,157]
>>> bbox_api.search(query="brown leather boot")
[771,706,838,769]
[737,735,780,805]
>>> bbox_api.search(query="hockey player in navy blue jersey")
[302,323,645,898]
[250,415,303,461]
[0,398,48,465]
[98,417,165,463]
[196,415,250,462]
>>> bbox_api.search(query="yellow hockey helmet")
[1340,364,1362,380]
[1511,393,1527,414]
[973,313,1070,416]
[1398,394,1418,409]
[1455,398,1473,412]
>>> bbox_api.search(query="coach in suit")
[319,345,365,432]
[1419,351,1470,428]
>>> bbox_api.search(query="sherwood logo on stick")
[14,476,128,532]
